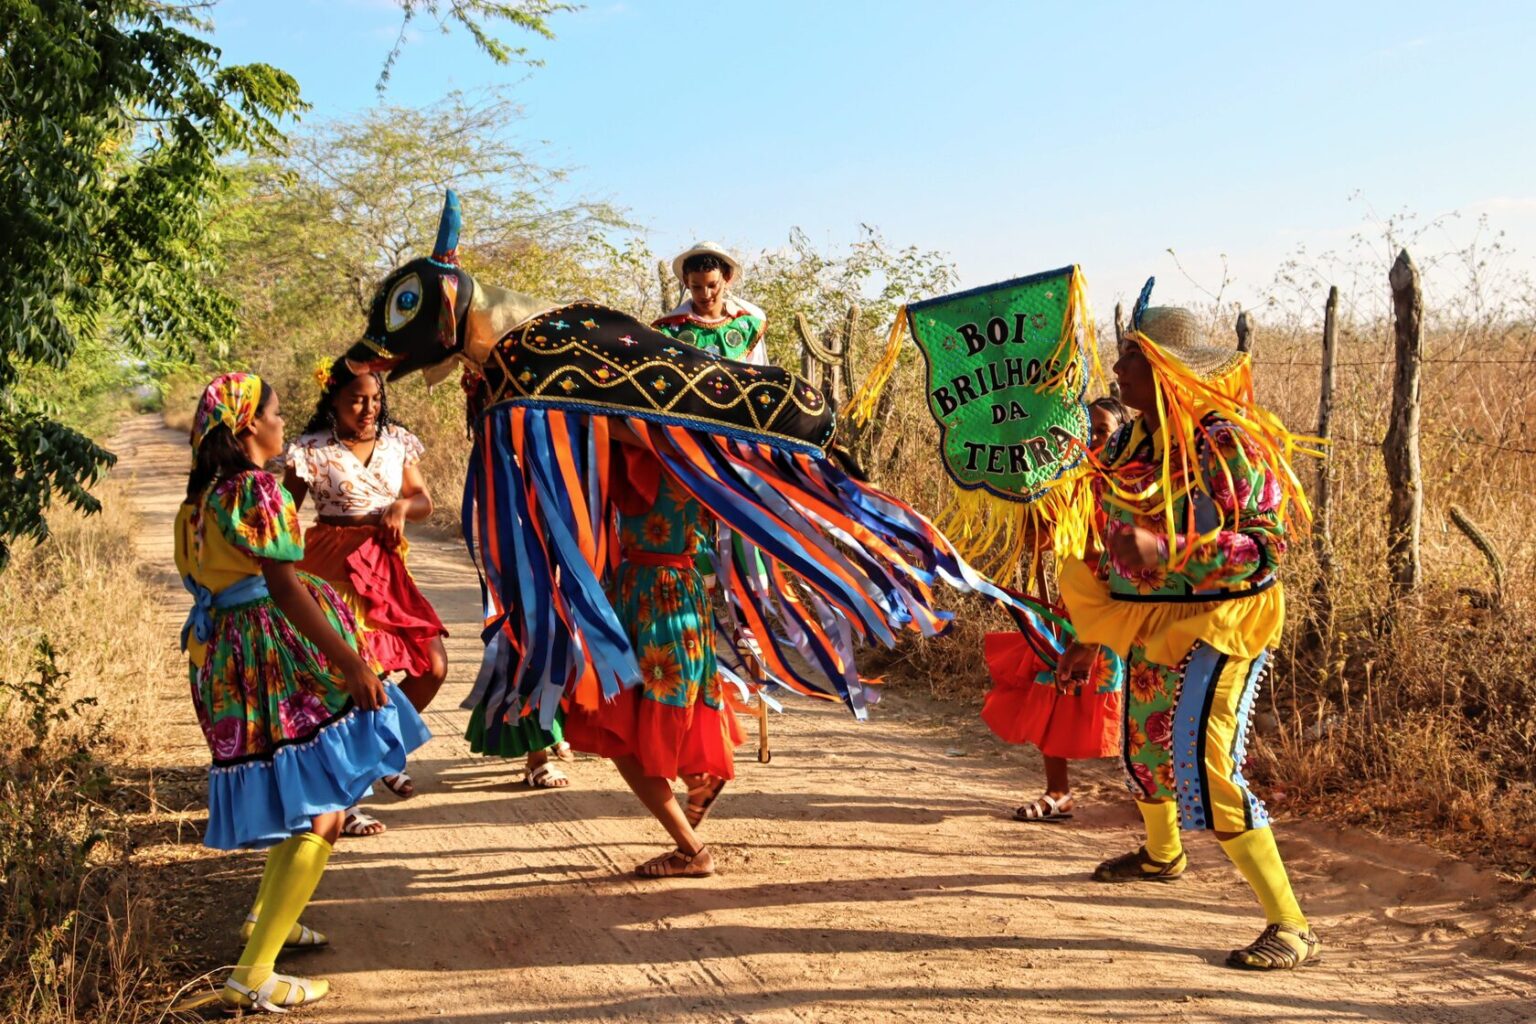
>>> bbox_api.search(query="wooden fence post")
[1384,249,1424,601]
[1235,310,1254,354]
[1309,285,1339,642]
[658,260,678,316]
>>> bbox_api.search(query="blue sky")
[208,0,1536,316]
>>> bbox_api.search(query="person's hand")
[380,499,410,548]
[1108,525,1165,570]
[343,660,388,711]
[1054,641,1098,694]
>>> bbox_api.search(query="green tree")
[380,1,575,92]
[0,0,304,569]
[1,0,573,570]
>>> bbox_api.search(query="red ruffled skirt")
[298,523,447,677]
[563,547,743,781]
[981,632,1123,760]
[563,685,744,781]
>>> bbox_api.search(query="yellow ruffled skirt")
[1058,557,1284,666]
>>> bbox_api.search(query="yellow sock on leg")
[246,838,290,923]
[225,832,334,1010]
[239,836,329,947]
[1219,827,1307,929]
[1138,799,1183,865]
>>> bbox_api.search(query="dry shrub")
[0,489,184,1022]
[0,486,175,762]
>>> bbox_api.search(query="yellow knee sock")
[1220,827,1308,930]
[1138,800,1183,864]
[246,835,297,923]
[229,832,332,993]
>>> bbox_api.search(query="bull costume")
[342,192,1029,874]
[1058,285,1322,970]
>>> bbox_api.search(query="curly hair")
[681,253,732,279]
[302,357,400,436]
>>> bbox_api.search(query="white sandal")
[380,771,415,799]
[527,761,570,789]
[221,972,329,1012]
[240,914,329,948]
[1013,793,1074,822]
[341,807,386,837]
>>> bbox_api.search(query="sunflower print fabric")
[613,473,721,712]
[1120,645,1182,800]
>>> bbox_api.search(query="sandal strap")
[343,809,384,834]
[225,973,312,1013]
[1018,793,1072,819]
[638,845,709,875]
[529,762,567,783]
[1231,924,1317,968]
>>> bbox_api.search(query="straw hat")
[672,241,741,284]
[1133,306,1247,381]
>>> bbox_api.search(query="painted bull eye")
[386,273,424,331]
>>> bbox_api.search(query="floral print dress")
[174,470,428,850]
[562,468,743,780]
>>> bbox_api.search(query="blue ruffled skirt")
[202,682,430,850]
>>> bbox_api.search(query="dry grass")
[0,487,179,762]
[0,488,190,1023]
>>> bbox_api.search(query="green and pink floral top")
[1094,413,1285,601]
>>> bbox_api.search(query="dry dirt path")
[115,415,1535,1024]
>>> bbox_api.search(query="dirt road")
[117,415,1535,1023]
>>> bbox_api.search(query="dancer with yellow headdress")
[1056,281,1322,970]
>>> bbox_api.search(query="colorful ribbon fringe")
[458,403,1061,748]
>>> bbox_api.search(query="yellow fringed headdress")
[1098,282,1322,570]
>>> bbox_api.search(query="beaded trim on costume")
[207,702,358,771]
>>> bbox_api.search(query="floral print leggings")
[1121,642,1271,833]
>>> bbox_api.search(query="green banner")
[906,266,1090,503]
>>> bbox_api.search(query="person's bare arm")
[261,560,386,710]
[381,463,434,546]
[281,467,309,512]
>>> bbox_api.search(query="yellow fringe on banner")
[936,465,1098,582]
[843,305,907,429]
[1038,266,1103,397]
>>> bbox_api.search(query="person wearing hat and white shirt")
[654,242,769,366]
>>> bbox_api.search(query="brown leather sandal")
[684,775,727,828]
[1226,923,1322,970]
[1091,845,1187,883]
[635,846,714,878]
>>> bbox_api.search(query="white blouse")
[284,424,425,517]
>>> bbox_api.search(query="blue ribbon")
[180,575,270,651]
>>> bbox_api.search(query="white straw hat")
[672,241,741,285]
